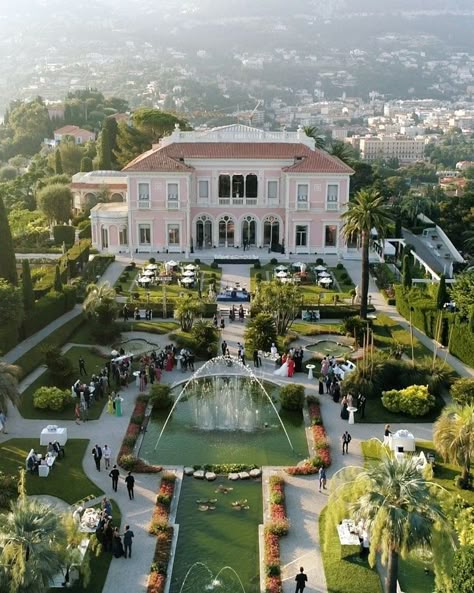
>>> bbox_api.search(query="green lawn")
[15,315,85,378]
[329,265,355,293]
[0,438,102,504]
[291,321,343,336]
[19,346,110,420]
[67,499,121,593]
[120,320,180,335]
[320,506,383,593]
[372,314,433,360]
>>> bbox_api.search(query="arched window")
[218,215,235,247]
[196,215,213,249]
[263,215,280,248]
[241,215,257,246]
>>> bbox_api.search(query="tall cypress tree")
[436,274,448,310]
[55,149,63,174]
[97,127,111,170]
[402,254,412,290]
[22,259,35,311]
[54,264,63,292]
[0,196,18,285]
[80,156,93,172]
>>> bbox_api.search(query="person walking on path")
[74,403,81,424]
[103,444,112,470]
[318,466,327,492]
[0,409,8,433]
[357,393,367,418]
[125,471,135,500]
[79,356,87,376]
[92,444,102,471]
[342,430,352,455]
[109,465,120,492]
[295,567,308,593]
[221,340,227,356]
[123,525,135,558]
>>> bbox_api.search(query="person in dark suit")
[109,465,120,492]
[125,471,135,500]
[92,445,102,471]
[295,567,308,592]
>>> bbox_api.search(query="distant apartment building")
[347,135,425,163]
[53,125,96,145]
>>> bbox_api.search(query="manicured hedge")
[52,225,75,247]
[449,322,474,368]
[21,286,77,338]
[34,240,91,296]
[126,301,218,318]
[394,286,438,338]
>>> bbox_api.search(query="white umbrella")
[143,270,154,276]
[181,277,194,284]
[319,277,333,284]
[146,264,158,270]
[276,271,288,278]
[275,265,288,271]
[293,261,304,268]
[167,260,178,267]
[111,349,119,357]
[185,264,197,270]
[139,276,152,284]
[315,265,327,271]
[183,270,195,277]
[318,271,331,278]
[301,263,307,273]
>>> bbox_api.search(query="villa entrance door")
[241,216,257,247]
[196,216,213,249]
[218,216,235,247]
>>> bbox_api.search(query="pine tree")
[80,156,93,172]
[53,264,63,292]
[402,254,412,290]
[0,196,18,285]
[21,260,35,311]
[97,127,111,170]
[55,149,63,175]
[104,117,118,166]
[436,274,448,310]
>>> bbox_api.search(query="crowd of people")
[273,347,305,377]
[26,441,64,473]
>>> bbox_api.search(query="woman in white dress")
[270,343,278,357]
[273,359,289,377]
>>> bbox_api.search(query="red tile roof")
[123,142,353,174]
[54,125,95,137]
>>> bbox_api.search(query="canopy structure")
[276,271,288,278]
[185,264,197,270]
[275,265,288,271]
[183,270,195,277]
[181,277,194,284]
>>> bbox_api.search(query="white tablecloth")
[337,520,361,546]
[40,426,68,446]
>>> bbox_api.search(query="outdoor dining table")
[306,364,316,380]
[347,406,358,425]
[337,520,361,558]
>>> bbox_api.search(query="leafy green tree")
[37,174,71,190]
[37,184,72,224]
[54,149,63,175]
[350,161,375,196]
[0,280,23,327]
[97,126,111,169]
[0,166,17,181]
[0,196,18,285]
[251,280,302,335]
[402,255,412,289]
[450,270,474,318]
[174,295,203,332]
[53,265,63,292]
[83,282,117,322]
[0,361,21,411]
[0,481,68,593]
[21,260,35,311]
[244,312,277,352]
[400,192,435,225]
[452,545,474,593]
[191,320,219,359]
[80,156,93,172]
[436,274,448,310]
[342,190,392,319]
[330,455,447,593]
[103,117,118,166]
[329,140,355,165]
[434,404,474,487]
[57,139,83,176]
[7,99,52,157]
[450,378,474,407]
[132,108,189,143]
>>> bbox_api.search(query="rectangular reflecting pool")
[170,477,262,593]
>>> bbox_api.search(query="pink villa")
[89,124,353,255]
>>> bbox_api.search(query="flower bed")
[286,399,331,475]
[264,476,289,593]
[118,395,162,473]
[147,473,177,593]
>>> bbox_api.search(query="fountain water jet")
[178,561,247,593]
[154,355,294,452]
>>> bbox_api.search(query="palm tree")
[303,126,326,150]
[0,474,67,593]
[400,192,434,225]
[330,455,448,593]
[329,139,355,165]
[0,361,21,410]
[83,281,118,324]
[433,404,474,487]
[174,295,203,332]
[341,189,393,319]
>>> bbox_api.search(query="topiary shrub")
[336,263,344,270]
[43,346,74,386]
[194,258,201,265]
[255,272,262,282]
[382,384,435,417]
[210,261,219,269]
[270,258,278,265]
[149,384,173,409]
[280,384,305,411]
[316,258,325,265]
[33,386,70,411]
[450,378,474,406]
[149,257,156,264]
[254,261,261,269]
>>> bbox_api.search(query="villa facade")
[89,124,354,255]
